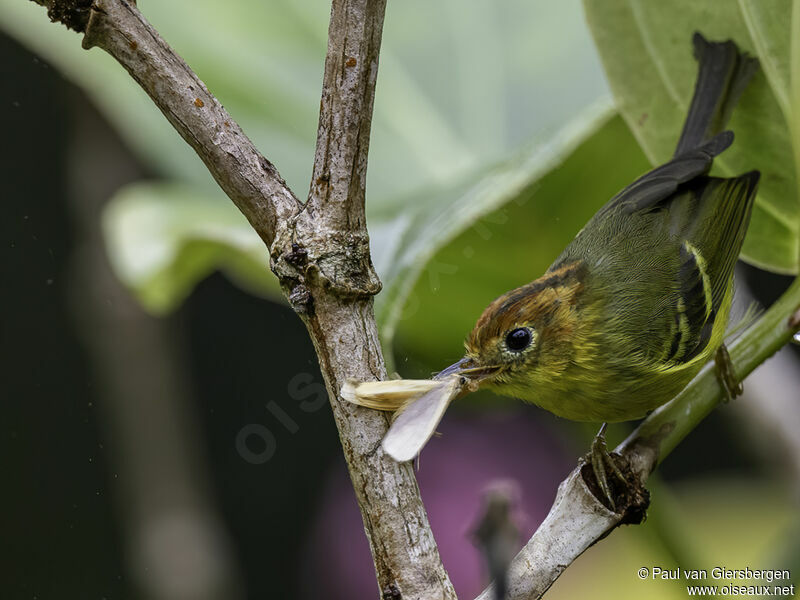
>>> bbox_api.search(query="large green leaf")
[583,0,800,274]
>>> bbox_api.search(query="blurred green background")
[1,0,799,598]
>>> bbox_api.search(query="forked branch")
[32,0,455,597]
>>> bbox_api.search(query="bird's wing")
[653,172,759,365]
[557,168,759,368]
[597,133,731,218]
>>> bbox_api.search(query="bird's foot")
[588,423,628,512]
[714,343,742,402]
[581,424,650,521]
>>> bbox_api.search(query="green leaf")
[372,100,616,348]
[392,114,652,370]
[582,0,800,274]
[102,182,278,313]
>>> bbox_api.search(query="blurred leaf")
[0,0,611,317]
[583,0,800,274]
[103,102,615,320]
[372,100,616,346]
[393,114,651,369]
[103,183,277,313]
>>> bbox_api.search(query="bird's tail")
[674,32,759,157]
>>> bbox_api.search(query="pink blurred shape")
[301,410,573,599]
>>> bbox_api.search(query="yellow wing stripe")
[683,241,713,320]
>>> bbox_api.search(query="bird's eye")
[505,327,533,352]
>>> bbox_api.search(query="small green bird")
[344,33,760,494]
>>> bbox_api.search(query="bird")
[343,32,760,506]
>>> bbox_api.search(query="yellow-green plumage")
[459,33,760,422]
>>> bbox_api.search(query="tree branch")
[476,275,800,600]
[270,2,457,596]
[33,0,456,597]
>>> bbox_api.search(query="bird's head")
[437,261,586,397]
[341,261,589,462]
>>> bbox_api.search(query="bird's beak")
[434,357,501,383]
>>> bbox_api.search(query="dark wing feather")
[597,132,731,218]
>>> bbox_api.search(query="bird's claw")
[714,344,742,402]
[589,423,628,512]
